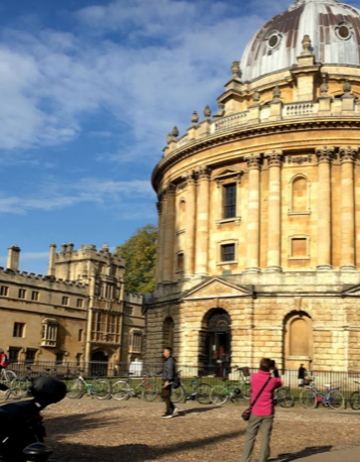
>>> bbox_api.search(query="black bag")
[241,376,272,422]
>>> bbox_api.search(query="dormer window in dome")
[335,21,353,41]
[267,30,282,51]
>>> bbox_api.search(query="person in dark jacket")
[158,347,177,418]
[298,363,307,387]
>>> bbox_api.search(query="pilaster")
[266,151,283,272]
[316,147,334,271]
[245,154,262,273]
[195,166,211,277]
[163,184,176,282]
[184,172,196,278]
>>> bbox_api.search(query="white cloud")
[0,251,49,268]
[0,0,266,162]
[0,178,154,214]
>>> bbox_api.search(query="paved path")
[295,446,359,461]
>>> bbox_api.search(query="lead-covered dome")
[241,0,360,82]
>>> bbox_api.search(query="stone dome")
[241,0,360,82]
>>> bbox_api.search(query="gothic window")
[18,289,26,299]
[13,323,25,338]
[129,331,142,353]
[290,175,310,213]
[0,286,9,296]
[223,183,236,218]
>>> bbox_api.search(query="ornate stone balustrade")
[284,102,317,117]
[212,111,248,133]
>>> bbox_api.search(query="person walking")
[158,347,178,419]
[240,358,282,462]
[298,363,307,387]
[0,348,9,394]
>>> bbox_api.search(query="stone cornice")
[152,118,360,191]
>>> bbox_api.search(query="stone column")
[195,166,211,277]
[47,243,57,277]
[266,151,282,272]
[245,154,262,273]
[185,172,196,278]
[163,184,176,282]
[316,147,333,270]
[155,199,164,283]
[340,147,357,271]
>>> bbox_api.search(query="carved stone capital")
[340,146,358,164]
[316,146,335,164]
[183,170,196,185]
[197,165,211,181]
[266,150,283,167]
[167,183,177,195]
[244,153,262,170]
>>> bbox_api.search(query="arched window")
[163,317,174,351]
[290,174,310,213]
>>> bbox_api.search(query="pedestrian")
[158,347,178,419]
[298,363,307,387]
[240,358,282,462]
[0,348,9,393]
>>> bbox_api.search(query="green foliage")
[115,224,157,294]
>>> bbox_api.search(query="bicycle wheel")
[241,382,251,400]
[10,377,31,398]
[275,387,294,408]
[300,388,317,409]
[211,385,229,405]
[1,370,16,386]
[195,383,212,405]
[172,384,185,403]
[94,380,112,400]
[350,391,360,410]
[112,380,131,401]
[142,379,159,402]
[66,378,85,399]
[328,390,345,410]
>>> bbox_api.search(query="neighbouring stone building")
[146,0,360,373]
[0,243,144,368]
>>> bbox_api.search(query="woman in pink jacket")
[240,358,282,462]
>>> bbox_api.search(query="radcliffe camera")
[1,0,360,461]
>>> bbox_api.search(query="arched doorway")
[91,350,108,376]
[283,311,313,370]
[199,308,231,377]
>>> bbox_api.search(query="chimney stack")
[7,246,21,271]
[47,243,57,277]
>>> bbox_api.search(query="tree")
[115,224,157,294]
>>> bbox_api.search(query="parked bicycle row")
[4,365,360,410]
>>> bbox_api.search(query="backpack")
[0,353,8,368]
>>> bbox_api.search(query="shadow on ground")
[46,409,244,461]
[271,445,333,461]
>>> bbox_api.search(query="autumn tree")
[115,224,157,294]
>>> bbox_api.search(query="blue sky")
[1,0,358,274]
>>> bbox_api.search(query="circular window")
[335,22,353,40]
[267,31,282,50]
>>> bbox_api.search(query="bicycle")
[349,380,360,410]
[274,386,295,408]
[0,368,16,388]
[210,366,251,405]
[66,370,111,400]
[300,377,345,410]
[112,372,159,401]
[174,374,213,405]
[10,366,40,399]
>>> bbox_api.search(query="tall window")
[13,323,25,338]
[130,332,142,353]
[177,253,184,272]
[55,353,64,365]
[18,289,26,299]
[223,183,236,218]
[91,312,120,343]
[25,349,37,363]
[0,286,9,296]
[9,348,20,362]
[221,244,235,262]
[77,298,83,308]
[62,296,69,306]
[31,291,39,301]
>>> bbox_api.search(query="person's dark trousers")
[161,385,174,415]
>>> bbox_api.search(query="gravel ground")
[41,398,360,462]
